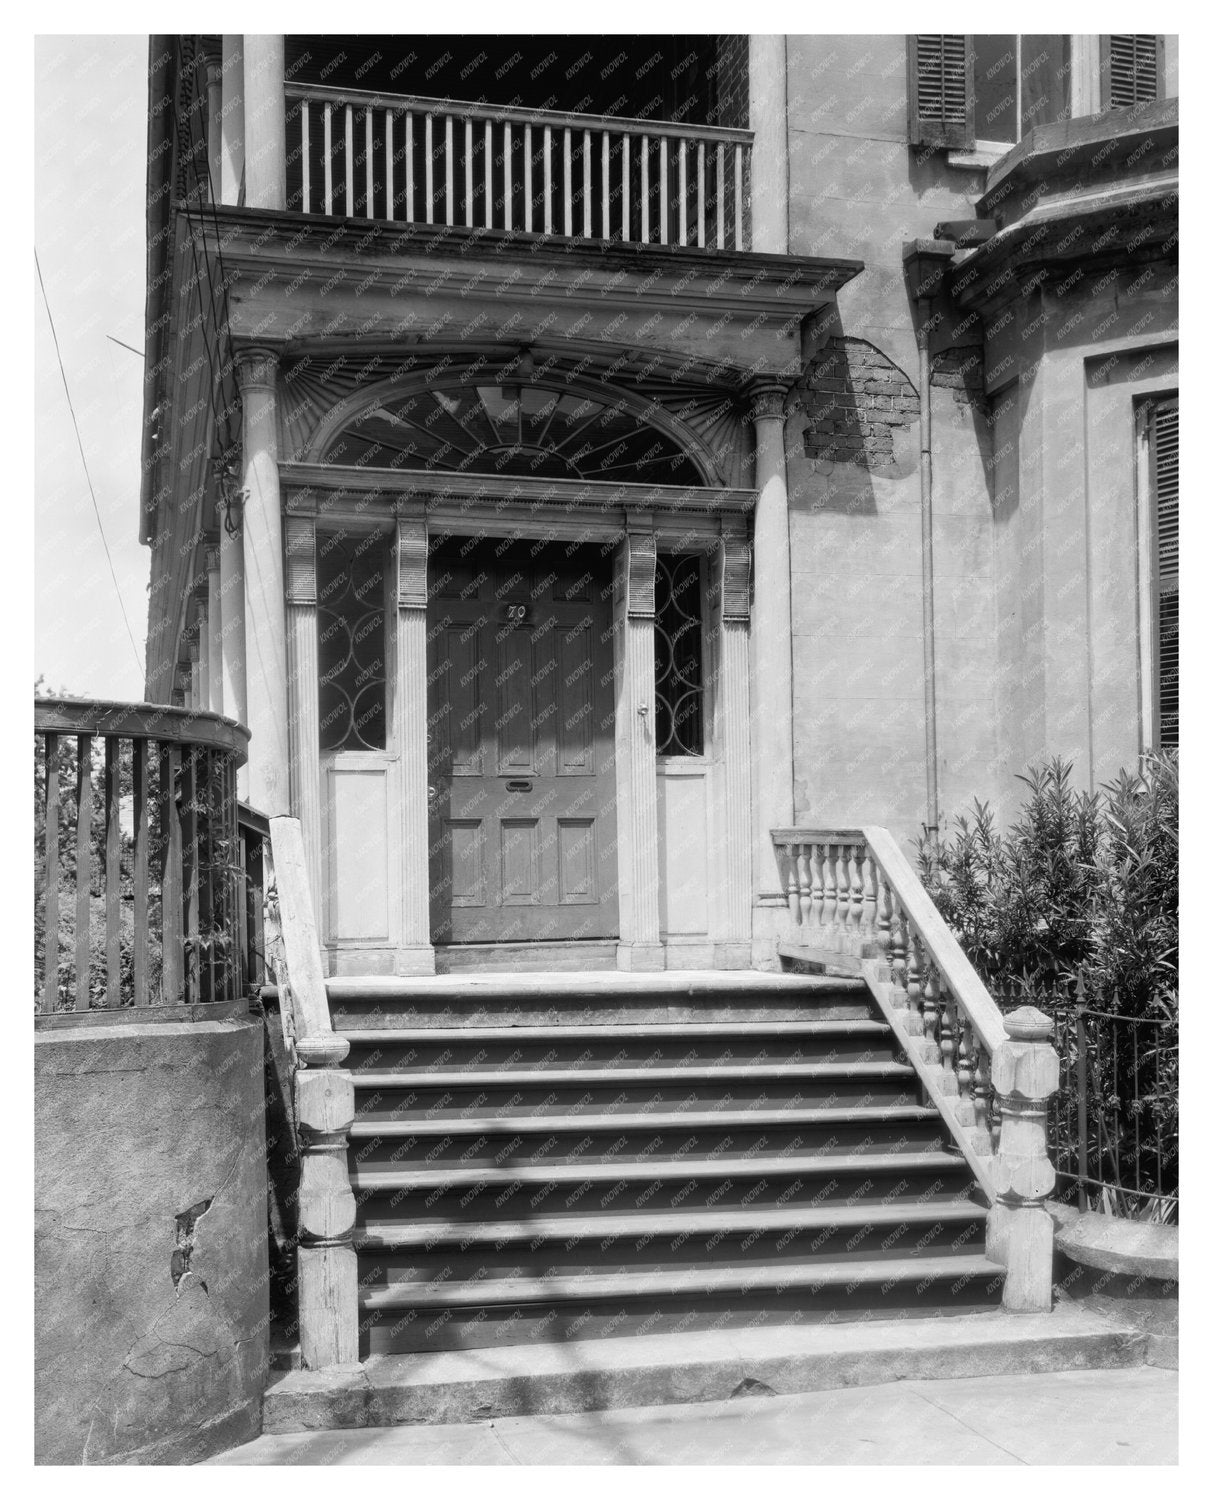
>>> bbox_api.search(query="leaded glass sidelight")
[654,552,706,757]
[317,532,390,752]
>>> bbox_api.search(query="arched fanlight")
[320,381,706,486]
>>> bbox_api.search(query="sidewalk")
[209,1365,1176,1465]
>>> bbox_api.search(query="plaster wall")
[784,34,997,842]
[35,1013,270,1465]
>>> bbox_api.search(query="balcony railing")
[285,83,752,251]
[35,698,252,1015]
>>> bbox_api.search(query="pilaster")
[613,515,662,971]
[395,511,435,974]
[285,515,322,909]
[715,522,753,945]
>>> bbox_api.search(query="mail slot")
[505,779,533,793]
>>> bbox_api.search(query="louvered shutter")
[909,35,974,148]
[1103,35,1164,108]
[1151,399,1178,747]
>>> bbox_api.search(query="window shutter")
[1151,399,1178,748]
[1102,35,1164,108]
[909,35,974,148]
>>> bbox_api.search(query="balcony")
[284,83,753,251]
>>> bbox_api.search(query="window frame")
[908,34,976,150]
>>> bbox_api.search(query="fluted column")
[749,380,795,905]
[285,516,322,909]
[613,516,662,971]
[242,34,285,211]
[748,35,789,254]
[395,513,435,973]
[205,539,224,716]
[236,347,289,816]
[203,48,223,201]
[716,524,753,949]
[219,35,244,206]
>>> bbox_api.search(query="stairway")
[323,969,1004,1356]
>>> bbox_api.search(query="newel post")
[294,1032,359,1368]
[986,1006,1060,1313]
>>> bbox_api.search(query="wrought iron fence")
[1050,997,1178,1222]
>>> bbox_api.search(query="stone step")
[348,1102,941,1139]
[260,1309,1150,1432]
[355,1199,988,1249]
[349,1060,915,1088]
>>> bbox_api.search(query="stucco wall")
[35,1012,270,1465]
[784,34,997,841]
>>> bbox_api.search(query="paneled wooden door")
[427,539,619,944]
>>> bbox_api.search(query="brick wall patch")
[798,337,919,472]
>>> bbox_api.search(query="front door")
[426,539,618,944]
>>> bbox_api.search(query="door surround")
[282,467,756,973]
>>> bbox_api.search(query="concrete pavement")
[209,1365,1177,1465]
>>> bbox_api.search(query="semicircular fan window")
[321,383,706,486]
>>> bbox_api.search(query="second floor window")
[1103,35,1164,108]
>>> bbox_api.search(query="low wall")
[35,1006,270,1464]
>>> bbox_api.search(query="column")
[215,461,249,799]
[236,347,290,816]
[748,381,795,906]
[219,35,244,206]
[203,48,223,201]
[613,516,662,971]
[747,35,789,254]
[395,512,435,974]
[715,523,753,955]
[285,516,322,909]
[205,539,224,716]
[242,34,286,211]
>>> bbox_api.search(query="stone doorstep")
[261,1309,1148,1434]
[1050,1203,1179,1282]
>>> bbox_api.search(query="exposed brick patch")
[799,337,919,471]
[932,346,991,421]
[710,37,749,129]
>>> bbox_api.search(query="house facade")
[140,32,1178,976]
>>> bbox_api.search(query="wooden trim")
[34,997,253,1031]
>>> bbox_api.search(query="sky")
[35,34,150,701]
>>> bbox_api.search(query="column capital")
[746,379,791,425]
[234,346,280,394]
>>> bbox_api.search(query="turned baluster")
[809,841,825,935]
[906,929,925,1037]
[821,841,838,942]
[848,842,865,944]
[796,843,812,926]
[921,955,946,1073]
[888,893,908,1008]
[860,846,877,943]
[784,841,802,925]
[875,864,893,972]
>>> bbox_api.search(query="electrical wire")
[35,247,145,679]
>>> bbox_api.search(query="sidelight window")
[317,532,391,752]
[653,552,706,757]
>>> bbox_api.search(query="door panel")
[427,539,618,944]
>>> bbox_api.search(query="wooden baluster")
[543,124,553,233]
[678,137,688,245]
[445,115,454,226]
[344,104,355,216]
[716,141,725,248]
[74,734,92,1011]
[425,113,434,224]
[42,732,60,1012]
[132,738,149,1006]
[582,127,591,237]
[464,116,473,225]
[104,737,121,1007]
[563,127,573,235]
[659,136,669,244]
[696,141,705,247]
[809,841,825,935]
[734,144,744,249]
[323,102,333,214]
[524,123,533,231]
[160,741,183,1004]
[384,109,393,219]
[602,130,610,239]
[622,134,630,240]
[301,98,311,213]
[405,111,415,222]
[821,841,837,943]
[367,107,375,218]
[640,134,650,241]
[503,120,512,230]
[483,120,492,228]
[185,746,201,1004]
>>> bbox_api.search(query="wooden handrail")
[265,816,345,1064]
[36,697,250,761]
[285,81,754,145]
